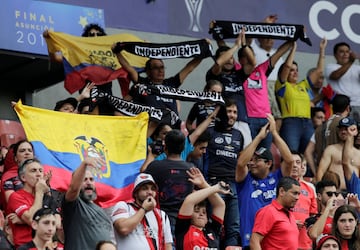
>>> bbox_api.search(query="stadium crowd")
[0,17,360,250]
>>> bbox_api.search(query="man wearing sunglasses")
[305,180,345,241]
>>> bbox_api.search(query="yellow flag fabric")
[45,31,147,69]
[14,100,148,207]
[44,31,148,94]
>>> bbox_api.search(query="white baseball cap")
[133,173,158,197]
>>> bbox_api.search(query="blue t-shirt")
[147,137,194,161]
[235,169,282,247]
[346,172,360,196]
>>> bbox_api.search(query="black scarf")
[209,20,312,46]
[112,39,214,58]
[90,87,180,125]
[137,84,224,104]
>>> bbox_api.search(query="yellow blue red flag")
[44,31,148,95]
[14,101,148,208]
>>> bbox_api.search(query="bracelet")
[141,207,148,212]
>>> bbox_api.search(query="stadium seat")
[0,119,26,138]
[0,134,25,148]
[0,120,26,147]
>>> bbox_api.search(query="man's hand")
[267,113,276,134]
[35,178,50,194]
[187,167,207,188]
[258,122,270,140]
[349,51,357,63]
[320,37,327,50]
[142,196,157,212]
[347,125,358,137]
[217,181,231,195]
[263,14,278,24]
[79,82,96,100]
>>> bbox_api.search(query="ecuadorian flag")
[44,31,147,95]
[14,101,148,208]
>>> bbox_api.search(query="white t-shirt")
[251,40,284,81]
[325,63,360,106]
[111,201,173,250]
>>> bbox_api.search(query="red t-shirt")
[253,199,299,250]
[7,189,34,247]
[292,181,318,249]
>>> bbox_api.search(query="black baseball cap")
[54,97,78,111]
[254,147,273,161]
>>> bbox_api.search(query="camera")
[150,140,164,155]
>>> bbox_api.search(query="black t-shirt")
[17,241,36,250]
[207,127,244,180]
[206,68,249,122]
[187,102,216,127]
[145,159,194,217]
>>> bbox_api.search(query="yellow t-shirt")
[275,78,311,118]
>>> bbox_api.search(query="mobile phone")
[335,199,347,207]
[151,140,164,155]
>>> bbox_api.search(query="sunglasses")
[326,191,340,197]
[88,32,104,37]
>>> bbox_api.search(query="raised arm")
[178,39,210,84]
[65,157,104,202]
[236,121,269,182]
[342,125,357,181]
[270,41,293,69]
[329,51,357,80]
[112,43,139,83]
[181,168,228,220]
[278,42,297,83]
[211,31,242,75]
[308,38,327,84]
[308,196,337,240]
[267,113,293,176]
[189,106,219,145]
[178,57,203,84]
[241,29,256,75]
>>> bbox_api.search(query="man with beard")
[317,117,359,190]
[250,177,301,250]
[62,157,114,250]
[206,98,244,248]
[111,173,173,250]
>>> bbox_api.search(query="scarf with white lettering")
[90,87,180,126]
[112,39,213,59]
[137,84,224,104]
[209,20,312,46]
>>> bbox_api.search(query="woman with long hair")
[332,205,360,250]
[0,140,34,209]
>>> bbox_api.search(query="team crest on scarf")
[74,136,110,178]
